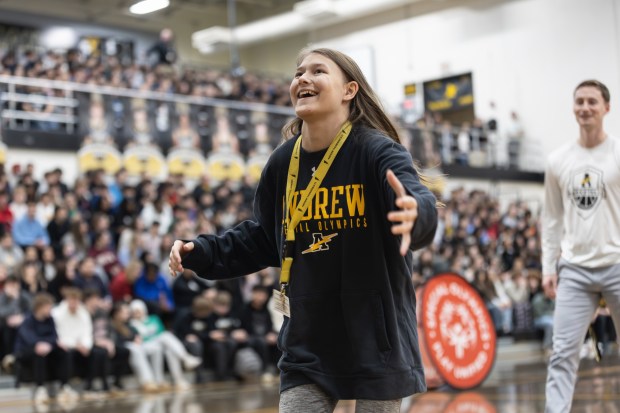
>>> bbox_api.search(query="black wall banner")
[423,73,473,112]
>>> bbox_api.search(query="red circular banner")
[421,273,496,390]
[416,287,445,389]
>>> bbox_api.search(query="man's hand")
[209,330,226,342]
[35,342,52,356]
[7,314,24,327]
[169,240,195,277]
[543,273,558,299]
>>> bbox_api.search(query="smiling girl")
[169,47,438,412]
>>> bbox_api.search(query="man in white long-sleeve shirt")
[542,80,620,413]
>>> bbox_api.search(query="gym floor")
[2,355,619,413]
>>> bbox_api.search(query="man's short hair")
[4,274,19,285]
[32,292,55,313]
[575,79,610,103]
[63,287,83,300]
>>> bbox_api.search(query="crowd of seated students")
[0,46,292,107]
[1,45,538,174]
[0,163,281,405]
[0,45,293,156]
[412,187,616,360]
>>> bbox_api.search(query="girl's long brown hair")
[283,47,438,192]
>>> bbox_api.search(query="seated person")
[0,275,32,364]
[12,201,49,249]
[532,291,555,358]
[14,292,77,405]
[239,285,279,376]
[204,290,245,381]
[171,270,213,318]
[0,233,24,276]
[133,262,174,319]
[83,289,129,391]
[110,302,162,392]
[52,287,108,394]
[74,257,109,301]
[129,299,201,390]
[173,296,212,383]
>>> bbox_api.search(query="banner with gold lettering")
[423,73,473,112]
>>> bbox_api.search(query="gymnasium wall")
[233,0,620,167]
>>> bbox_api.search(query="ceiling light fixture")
[129,0,170,15]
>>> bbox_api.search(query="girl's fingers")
[386,169,417,256]
[391,221,414,235]
[386,169,406,197]
[400,233,411,256]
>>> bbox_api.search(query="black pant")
[69,347,109,390]
[209,339,239,381]
[18,347,71,386]
[110,345,130,387]
[0,324,18,359]
[247,336,280,372]
[183,338,206,383]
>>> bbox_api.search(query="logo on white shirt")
[569,166,604,219]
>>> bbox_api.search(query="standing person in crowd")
[170,47,438,412]
[542,80,620,413]
[147,28,177,69]
[14,292,78,405]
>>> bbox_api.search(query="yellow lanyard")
[280,121,353,291]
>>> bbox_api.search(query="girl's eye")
[294,72,302,78]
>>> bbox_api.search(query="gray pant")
[279,384,402,413]
[545,260,620,413]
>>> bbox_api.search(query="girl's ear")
[343,81,359,102]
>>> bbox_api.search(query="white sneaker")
[580,340,596,360]
[33,386,49,405]
[183,355,202,370]
[260,372,276,384]
[57,384,79,402]
[175,380,191,391]
[2,354,15,373]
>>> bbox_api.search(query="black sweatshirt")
[14,314,59,357]
[183,124,438,400]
